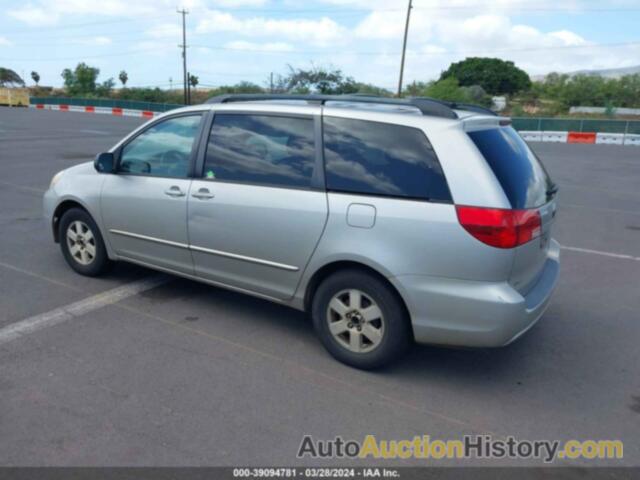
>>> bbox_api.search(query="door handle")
[192,188,215,200]
[164,186,186,197]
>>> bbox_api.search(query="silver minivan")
[44,95,560,369]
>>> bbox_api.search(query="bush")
[405,78,492,107]
[532,73,640,109]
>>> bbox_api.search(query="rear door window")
[204,114,316,189]
[468,127,554,209]
[323,117,451,202]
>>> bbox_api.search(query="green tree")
[617,74,640,107]
[530,73,640,110]
[209,82,265,96]
[402,78,491,106]
[404,81,431,97]
[118,87,176,103]
[461,84,492,106]
[189,74,199,89]
[351,83,392,97]
[31,71,40,86]
[0,67,25,86]
[118,70,128,87]
[604,100,616,117]
[61,63,100,95]
[95,78,115,97]
[425,77,474,103]
[511,104,525,116]
[276,65,358,94]
[440,57,531,95]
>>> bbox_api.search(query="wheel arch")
[52,198,97,243]
[303,260,414,339]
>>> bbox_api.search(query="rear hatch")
[467,125,558,295]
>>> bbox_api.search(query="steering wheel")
[120,158,151,174]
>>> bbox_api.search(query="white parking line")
[0,274,169,345]
[0,243,635,346]
[561,245,640,262]
[78,129,109,135]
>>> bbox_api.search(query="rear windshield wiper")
[547,183,559,197]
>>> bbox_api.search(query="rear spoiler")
[462,116,512,132]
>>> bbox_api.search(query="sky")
[1,0,640,91]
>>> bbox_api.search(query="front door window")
[119,114,202,178]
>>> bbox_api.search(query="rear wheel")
[59,208,111,276]
[312,269,411,369]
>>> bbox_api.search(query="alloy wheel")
[326,289,385,353]
[66,220,96,266]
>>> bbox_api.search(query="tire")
[312,269,411,369]
[59,208,112,277]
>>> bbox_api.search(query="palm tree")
[31,71,40,86]
[189,74,198,89]
[0,68,25,86]
[118,70,128,87]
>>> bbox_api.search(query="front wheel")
[59,208,112,276]
[311,269,411,369]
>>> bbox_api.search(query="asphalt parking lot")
[0,107,639,467]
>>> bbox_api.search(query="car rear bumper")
[391,239,560,347]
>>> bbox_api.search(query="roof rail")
[206,94,460,119]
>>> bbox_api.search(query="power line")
[414,6,640,12]
[218,3,640,13]
[1,14,172,36]
[188,40,640,57]
[192,69,278,78]
[4,3,639,42]
[0,46,169,62]
[3,1,637,38]
[123,82,174,88]
[6,28,154,44]
[10,31,640,52]
[420,41,640,56]
[3,40,639,63]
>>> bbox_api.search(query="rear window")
[468,127,554,209]
[323,117,452,202]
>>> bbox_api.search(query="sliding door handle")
[164,186,186,197]
[192,188,215,200]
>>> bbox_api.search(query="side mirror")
[94,152,115,173]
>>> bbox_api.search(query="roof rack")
[206,94,463,119]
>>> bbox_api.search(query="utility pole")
[270,72,274,93]
[177,8,189,105]
[397,0,413,97]
[187,71,191,104]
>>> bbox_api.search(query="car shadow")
[114,264,544,386]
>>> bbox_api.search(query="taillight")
[456,205,542,249]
